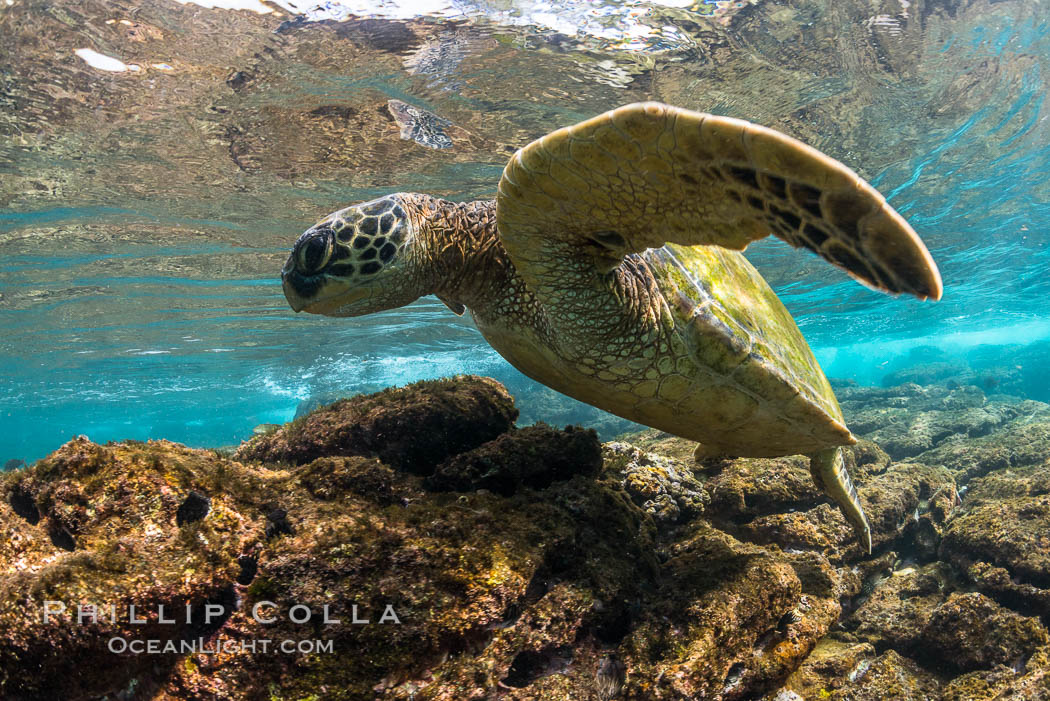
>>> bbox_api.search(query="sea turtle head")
[282,194,425,316]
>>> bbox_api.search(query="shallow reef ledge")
[3,375,1050,700]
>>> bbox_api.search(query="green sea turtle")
[281,102,942,552]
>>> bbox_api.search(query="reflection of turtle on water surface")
[281,102,942,552]
[387,99,453,150]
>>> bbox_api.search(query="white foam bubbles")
[74,48,140,72]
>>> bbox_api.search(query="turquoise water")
[2,0,1049,464]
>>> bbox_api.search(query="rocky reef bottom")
[2,375,1050,700]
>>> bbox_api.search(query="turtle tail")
[809,447,872,554]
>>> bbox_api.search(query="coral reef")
[4,376,1050,699]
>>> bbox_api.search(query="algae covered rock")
[0,438,266,700]
[7,374,1050,699]
[941,643,1050,700]
[425,422,602,495]
[844,562,953,654]
[911,415,1050,484]
[603,441,710,525]
[836,649,941,700]
[918,592,1048,674]
[838,383,1033,460]
[0,376,852,700]
[940,490,1050,592]
[625,428,957,561]
[236,375,518,472]
[620,522,846,701]
[778,638,877,699]
[777,644,942,700]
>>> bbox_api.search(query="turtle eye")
[296,230,333,275]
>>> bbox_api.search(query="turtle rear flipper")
[496,102,942,301]
[810,447,872,554]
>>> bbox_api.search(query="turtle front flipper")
[810,447,872,553]
[496,102,941,302]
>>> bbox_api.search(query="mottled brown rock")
[297,454,410,505]
[965,561,1050,620]
[236,375,518,473]
[837,649,941,700]
[839,383,1037,460]
[621,523,841,701]
[0,379,857,701]
[704,453,822,522]
[738,458,954,560]
[941,644,1050,700]
[941,494,1050,590]
[740,503,855,557]
[0,438,261,700]
[602,442,710,525]
[845,563,953,654]
[425,423,601,496]
[774,640,945,700]
[919,592,1048,673]
[620,434,916,558]
[964,460,1050,505]
[912,417,1050,484]
[778,638,877,699]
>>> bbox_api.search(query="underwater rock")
[703,453,822,523]
[602,442,710,525]
[297,454,411,506]
[838,382,1040,461]
[731,450,953,560]
[777,638,877,699]
[845,562,953,655]
[7,376,1050,698]
[831,649,941,700]
[0,377,870,700]
[624,429,954,559]
[910,414,1050,484]
[918,592,1048,673]
[624,434,889,524]
[865,403,1009,461]
[779,564,1049,699]
[621,429,702,464]
[963,561,1050,620]
[780,644,941,700]
[0,380,791,698]
[879,342,1050,404]
[0,438,258,700]
[882,360,974,388]
[236,375,518,473]
[619,522,846,701]
[941,644,1050,700]
[0,435,646,698]
[513,381,646,441]
[425,423,602,496]
[935,427,1050,603]
[940,491,1050,593]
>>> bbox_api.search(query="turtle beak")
[281,257,309,313]
[281,262,371,316]
[284,281,307,313]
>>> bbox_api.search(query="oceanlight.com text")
[107,637,335,655]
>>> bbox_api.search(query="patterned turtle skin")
[282,103,943,553]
